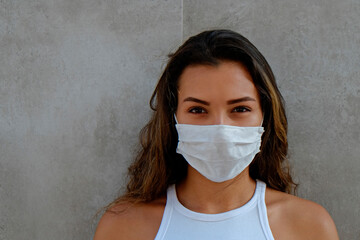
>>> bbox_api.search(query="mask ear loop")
[174,114,178,124]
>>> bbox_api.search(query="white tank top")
[154,180,274,240]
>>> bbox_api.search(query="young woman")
[94,29,339,240]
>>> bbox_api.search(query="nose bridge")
[213,110,228,125]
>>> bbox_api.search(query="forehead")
[177,61,258,100]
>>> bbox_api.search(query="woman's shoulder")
[265,187,339,240]
[94,196,166,240]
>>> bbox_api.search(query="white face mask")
[175,118,264,182]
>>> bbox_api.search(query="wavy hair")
[108,29,296,208]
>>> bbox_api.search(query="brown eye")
[189,107,206,114]
[232,106,250,113]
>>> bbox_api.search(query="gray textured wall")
[0,0,359,239]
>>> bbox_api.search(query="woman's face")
[176,60,263,126]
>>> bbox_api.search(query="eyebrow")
[227,97,256,105]
[183,97,210,105]
[183,96,256,105]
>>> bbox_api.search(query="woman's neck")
[176,166,256,214]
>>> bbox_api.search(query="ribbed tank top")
[154,180,274,240]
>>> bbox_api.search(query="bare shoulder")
[94,197,166,240]
[265,187,339,240]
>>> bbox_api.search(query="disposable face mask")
[175,117,264,182]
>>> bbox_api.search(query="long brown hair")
[110,29,296,207]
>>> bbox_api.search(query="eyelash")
[188,106,251,114]
[188,106,207,114]
[232,106,251,113]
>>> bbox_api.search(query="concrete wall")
[1,0,358,239]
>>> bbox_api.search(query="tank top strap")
[256,179,266,199]
[154,185,175,240]
[256,179,275,240]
